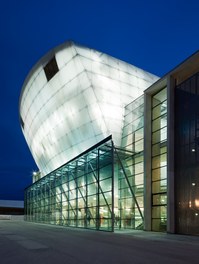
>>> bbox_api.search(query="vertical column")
[97,149,100,230]
[75,162,78,227]
[144,92,152,230]
[24,189,27,221]
[60,169,63,226]
[111,140,115,232]
[85,157,88,229]
[167,76,175,233]
[67,170,70,225]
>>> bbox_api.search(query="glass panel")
[151,87,167,232]
[152,166,167,181]
[152,153,167,169]
[153,194,167,205]
[152,180,167,193]
[152,88,167,107]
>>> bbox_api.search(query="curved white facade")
[19,41,158,176]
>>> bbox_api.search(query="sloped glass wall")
[120,95,144,229]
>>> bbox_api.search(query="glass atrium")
[25,96,145,232]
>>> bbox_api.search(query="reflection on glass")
[175,73,199,235]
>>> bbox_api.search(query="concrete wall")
[0,215,24,221]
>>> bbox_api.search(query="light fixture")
[192,182,196,186]
[192,149,196,152]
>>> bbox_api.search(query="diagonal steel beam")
[114,146,144,221]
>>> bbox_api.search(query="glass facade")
[151,88,167,231]
[25,124,146,232]
[25,138,114,231]
[120,95,144,229]
[175,73,199,235]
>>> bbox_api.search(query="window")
[44,56,59,81]
[20,115,24,129]
[151,87,167,231]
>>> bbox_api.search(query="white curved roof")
[19,41,159,176]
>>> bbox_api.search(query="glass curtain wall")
[120,95,144,229]
[151,88,167,231]
[175,73,199,235]
[25,95,146,232]
[25,138,114,231]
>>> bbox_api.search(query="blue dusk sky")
[0,0,199,200]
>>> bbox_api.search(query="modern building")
[19,41,199,235]
[0,200,24,220]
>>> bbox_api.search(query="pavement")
[0,220,198,264]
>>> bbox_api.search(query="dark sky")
[0,0,199,200]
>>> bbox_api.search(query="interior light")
[195,199,199,207]
[192,183,196,186]
[192,149,195,152]
[195,213,198,216]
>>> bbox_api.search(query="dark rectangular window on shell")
[20,116,24,129]
[44,56,59,81]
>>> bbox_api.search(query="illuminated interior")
[25,136,145,231]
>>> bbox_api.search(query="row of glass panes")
[27,166,112,195]
[125,95,144,114]
[123,121,144,139]
[119,174,143,187]
[27,183,112,198]
[26,193,113,212]
[26,212,112,227]
[27,186,113,203]
[151,87,167,232]
[26,206,113,217]
[27,200,112,211]
[124,108,144,127]
[26,203,113,224]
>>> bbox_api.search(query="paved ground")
[0,220,198,264]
